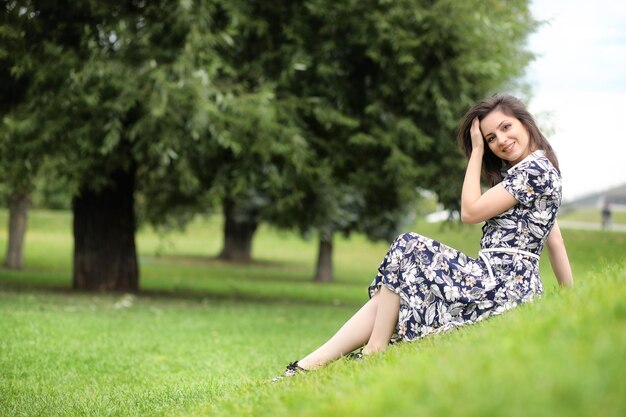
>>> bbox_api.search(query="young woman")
[273,94,573,380]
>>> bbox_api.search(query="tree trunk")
[218,198,258,263]
[72,167,138,292]
[314,235,333,282]
[3,192,30,269]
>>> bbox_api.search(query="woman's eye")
[486,136,495,143]
[502,124,511,131]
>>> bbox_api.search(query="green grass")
[1,209,625,416]
[560,208,626,225]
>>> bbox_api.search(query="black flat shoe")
[346,348,363,360]
[271,361,307,382]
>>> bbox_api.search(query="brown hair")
[456,94,559,186]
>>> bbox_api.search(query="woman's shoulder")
[507,151,559,178]
[501,151,562,204]
[526,156,560,178]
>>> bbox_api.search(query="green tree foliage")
[0,1,47,268]
[1,0,538,287]
[226,0,538,279]
[0,0,237,289]
[182,3,312,262]
[183,87,309,261]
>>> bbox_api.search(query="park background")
[1,1,625,416]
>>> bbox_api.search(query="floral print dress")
[368,151,562,343]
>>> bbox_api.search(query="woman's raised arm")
[460,117,518,224]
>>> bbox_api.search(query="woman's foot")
[362,344,387,356]
[271,361,307,382]
[345,348,363,360]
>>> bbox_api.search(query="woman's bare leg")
[363,285,400,355]
[297,295,379,370]
[297,285,401,369]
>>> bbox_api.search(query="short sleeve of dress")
[501,160,553,206]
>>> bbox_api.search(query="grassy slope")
[0,210,625,416]
[202,263,626,417]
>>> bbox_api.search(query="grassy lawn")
[560,208,626,225]
[1,209,625,416]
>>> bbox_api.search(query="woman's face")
[480,109,532,165]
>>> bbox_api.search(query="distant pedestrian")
[602,201,612,229]
[273,94,574,381]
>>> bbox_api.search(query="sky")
[526,0,626,202]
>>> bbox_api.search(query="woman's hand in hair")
[470,117,484,153]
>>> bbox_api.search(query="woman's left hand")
[470,117,484,152]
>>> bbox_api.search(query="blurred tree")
[0,0,233,290]
[0,1,46,269]
[242,0,538,281]
[183,3,310,263]
[2,0,538,288]
[164,0,536,279]
[185,91,308,262]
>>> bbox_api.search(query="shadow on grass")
[0,276,363,308]
[0,250,367,308]
[138,254,366,287]
[139,254,291,268]
[140,287,360,307]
